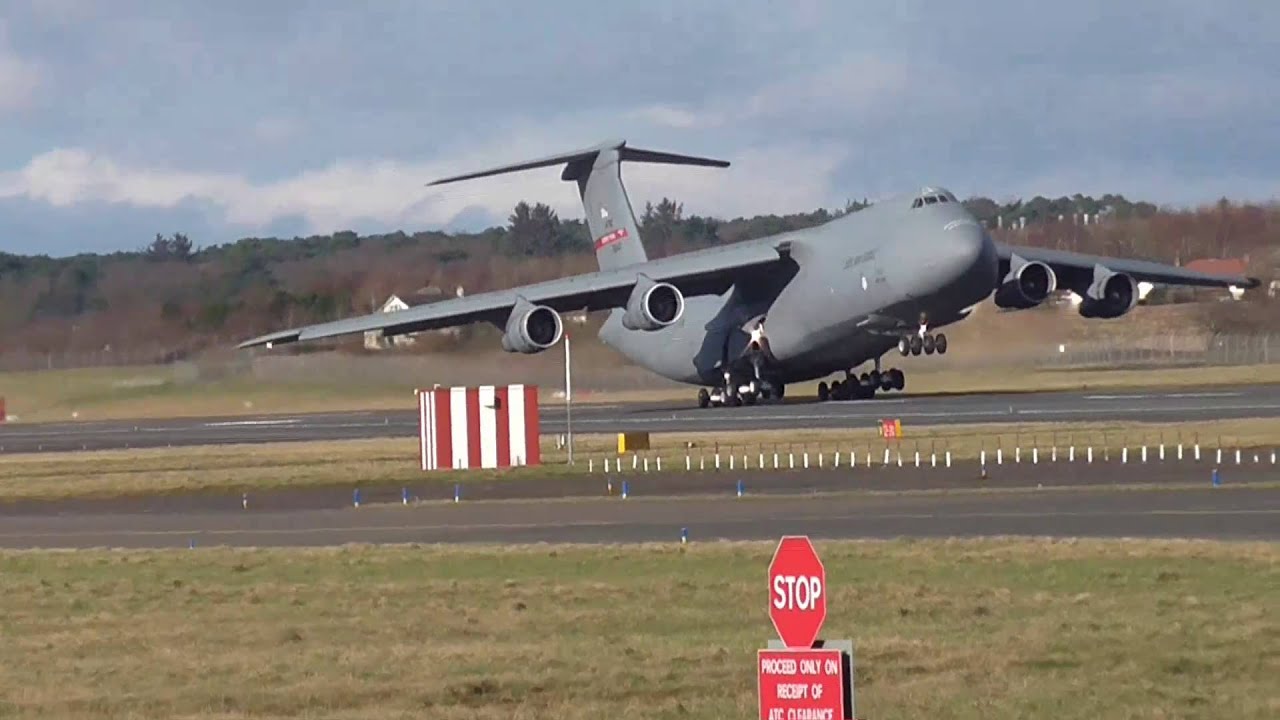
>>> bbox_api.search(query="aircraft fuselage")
[599,194,999,385]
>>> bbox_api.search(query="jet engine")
[621,274,685,331]
[1077,266,1139,319]
[993,259,1057,309]
[501,299,563,353]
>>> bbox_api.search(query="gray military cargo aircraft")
[239,139,1260,407]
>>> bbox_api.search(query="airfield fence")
[547,423,1280,475]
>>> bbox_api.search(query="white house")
[363,294,418,350]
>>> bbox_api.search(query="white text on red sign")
[772,574,823,611]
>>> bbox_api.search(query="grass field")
[3,418,1279,503]
[4,360,1280,424]
[0,539,1275,719]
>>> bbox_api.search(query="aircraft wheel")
[935,333,948,354]
[889,368,905,391]
[869,370,881,389]
[775,383,786,400]
[909,335,923,356]
[698,388,710,409]
[817,381,830,402]
[744,391,758,406]
[898,336,910,356]
[923,334,936,355]
[730,393,743,407]
[879,373,893,392]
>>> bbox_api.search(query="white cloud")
[0,134,853,236]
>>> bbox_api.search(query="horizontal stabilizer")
[617,146,730,169]
[426,139,728,187]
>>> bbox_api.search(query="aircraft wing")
[995,242,1262,289]
[238,239,792,349]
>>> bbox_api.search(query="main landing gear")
[817,363,905,402]
[697,371,785,408]
[898,328,948,357]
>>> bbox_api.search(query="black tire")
[817,381,830,402]
[698,388,710,408]
[936,333,948,354]
[909,335,923,356]
[923,334,935,355]
[898,337,910,356]
[890,368,905,391]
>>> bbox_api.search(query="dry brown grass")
[0,538,1275,719]
[3,418,1279,502]
[5,357,1280,423]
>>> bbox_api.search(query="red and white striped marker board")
[417,384,541,470]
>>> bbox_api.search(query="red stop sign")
[768,535,827,648]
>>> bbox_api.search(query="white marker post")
[564,331,573,465]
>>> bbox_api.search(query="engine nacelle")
[1077,266,1139,319]
[622,274,685,331]
[501,299,563,353]
[994,259,1057,309]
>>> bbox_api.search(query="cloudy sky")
[1,0,1276,256]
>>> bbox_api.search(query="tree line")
[0,192,1274,362]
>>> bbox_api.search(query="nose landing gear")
[696,372,784,408]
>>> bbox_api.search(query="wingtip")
[237,330,302,349]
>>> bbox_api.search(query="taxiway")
[1,460,1276,549]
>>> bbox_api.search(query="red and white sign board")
[758,648,846,720]
[417,384,540,470]
[769,536,827,648]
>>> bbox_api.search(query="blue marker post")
[621,480,629,499]
[454,484,461,503]
[736,479,744,498]
[681,527,688,544]
[188,538,195,550]
[1212,468,1221,487]
[401,487,409,505]
[353,488,361,508]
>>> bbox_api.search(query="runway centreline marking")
[2,508,1274,541]
[1015,403,1280,417]
[202,419,304,427]
[1083,392,1244,400]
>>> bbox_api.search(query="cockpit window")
[913,190,958,209]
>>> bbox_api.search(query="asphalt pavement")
[1,481,1274,549]
[3,383,1280,454]
[1,458,1276,549]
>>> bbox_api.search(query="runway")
[1,459,1276,549]
[3,383,1280,454]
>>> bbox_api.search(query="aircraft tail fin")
[428,139,729,271]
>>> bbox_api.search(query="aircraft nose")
[927,220,998,295]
